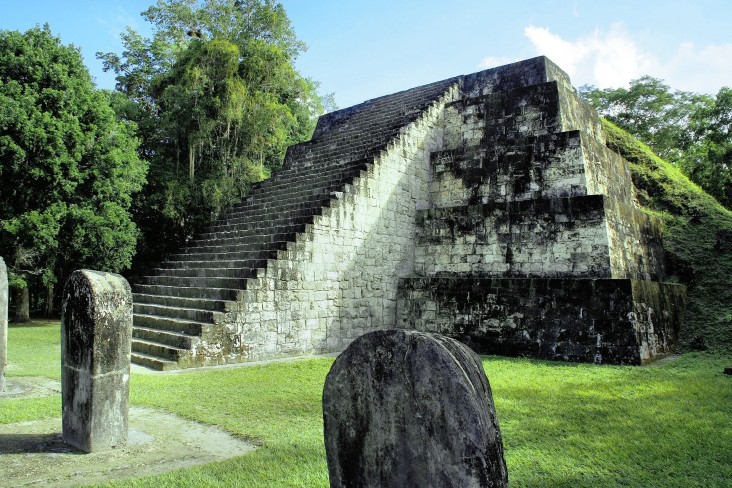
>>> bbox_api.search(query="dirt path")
[0,379,255,487]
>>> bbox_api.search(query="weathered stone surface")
[398,277,686,365]
[0,257,7,391]
[61,269,132,452]
[323,329,508,488]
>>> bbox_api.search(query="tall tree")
[579,77,710,163]
[0,25,147,319]
[684,87,732,208]
[580,77,732,209]
[98,0,332,268]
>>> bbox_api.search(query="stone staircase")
[131,77,459,370]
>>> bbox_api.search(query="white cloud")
[521,23,732,93]
[660,42,732,94]
[523,23,655,88]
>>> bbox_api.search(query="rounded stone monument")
[323,329,508,488]
[61,269,132,453]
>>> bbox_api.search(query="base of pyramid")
[397,277,686,365]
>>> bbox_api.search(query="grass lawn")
[3,320,731,487]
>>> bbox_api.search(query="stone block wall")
[414,196,611,278]
[397,277,686,364]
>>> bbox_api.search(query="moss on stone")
[603,119,732,351]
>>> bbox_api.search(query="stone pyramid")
[132,56,685,370]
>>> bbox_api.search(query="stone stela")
[0,257,7,392]
[323,329,508,488]
[129,56,686,370]
[61,269,133,453]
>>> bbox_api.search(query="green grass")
[1,320,62,424]
[5,320,61,379]
[604,120,732,352]
[4,322,732,487]
[486,355,732,487]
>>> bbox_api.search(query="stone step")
[183,241,281,255]
[250,168,364,200]
[226,197,322,217]
[133,325,201,350]
[282,139,381,164]
[188,237,273,249]
[133,284,240,301]
[132,337,187,362]
[230,189,330,206]
[173,236,294,256]
[196,221,311,242]
[141,275,248,289]
[132,293,227,312]
[157,259,258,270]
[150,267,255,279]
[243,175,346,197]
[207,212,317,231]
[133,302,221,323]
[218,197,319,216]
[210,206,322,229]
[167,251,268,266]
[227,178,352,209]
[133,313,208,336]
[131,351,179,371]
[253,179,346,199]
[238,160,369,196]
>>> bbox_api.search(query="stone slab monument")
[0,257,7,391]
[61,269,133,453]
[323,329,508,488]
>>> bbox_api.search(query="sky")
[3,0,731,109]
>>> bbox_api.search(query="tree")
[684,87,732,208]
[579,77,710,163]
[0,25,147,319]
[580,77,732,210]
[98,0,332,268]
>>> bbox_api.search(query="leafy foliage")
[580,78,732,210]
[603,120,732,351]
[98,0,332,268]
[0,25,146,315]
[683,87,732,209]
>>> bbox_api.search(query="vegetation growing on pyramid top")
[603,119,732,352]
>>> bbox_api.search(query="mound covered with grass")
[603,120,732,351]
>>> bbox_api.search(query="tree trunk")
[189,145,195,182]
[14,286,30,323]
[45,282,54,318]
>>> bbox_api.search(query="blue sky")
[3,1,731,108]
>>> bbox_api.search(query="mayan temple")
[131,56,686,370]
